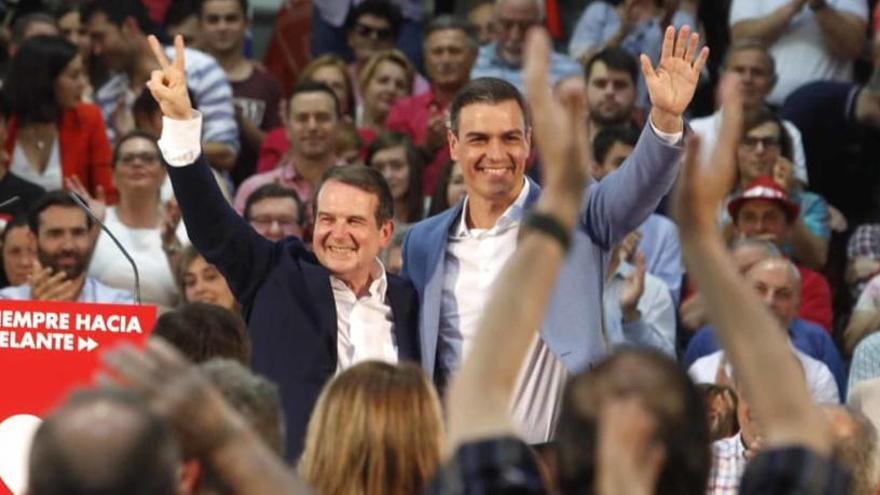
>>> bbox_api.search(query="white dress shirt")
[603,262,677,356]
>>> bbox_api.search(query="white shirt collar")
[454,179,530,238]
[330,258,388,301]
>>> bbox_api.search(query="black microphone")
[67,192,142,305]
[0,195,20,209]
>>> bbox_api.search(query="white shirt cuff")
[158,111,203,167]
[649,117,683,144]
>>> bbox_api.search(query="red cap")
[728,176,800,222]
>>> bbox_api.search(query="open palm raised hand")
[145,35,193,120]
[642,26,708,132]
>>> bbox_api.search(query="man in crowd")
[584,48,642,138]
[233,82,341,219]
[470,0,581,94]
[84,0,240,172]
[591,127,683,302]
[243,183,305,242]
[404,24,707,443]
[467,1,496,45]
[691,40,809,185]
[146,36,420,459]
[7,12,58,57]
[197,0,283,186]
[386,15,478,193]
[730,0,867,106]
[0,191,133,303]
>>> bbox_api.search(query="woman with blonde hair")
[357,50,414,137]
[299,361,444,495]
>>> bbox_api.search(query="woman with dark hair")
[54,3,106,101]
[0,216,36,289]
[3,35,115,201]
[366,131,424,225]
[427,159,466,217]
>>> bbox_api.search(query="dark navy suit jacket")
[167,157,421,459]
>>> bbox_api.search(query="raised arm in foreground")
[674,76,831,455]
[446,28,589,448]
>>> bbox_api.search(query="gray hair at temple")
[424,15,479,51]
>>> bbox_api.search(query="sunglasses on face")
[354,23,393,41]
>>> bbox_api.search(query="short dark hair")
[592,127,640,164]
[344,0,402,39]
[197,0,249,17]
[315,166,395,225]
[584,47,639,87]
[82,0,160,38]
[742,106,793,161]
[11,12,57,46]
[448,77,529,135]
[424,14,478,50]
[164,0,199,29]
[28,190,93,234]
[243,183,305,225]
[151,302,251,364]
[28,388,179,495]
[5,35,77,124]
[289,80,342,119]
[366,131,425,223]
[113,130,164,168]
[555,348,710,495]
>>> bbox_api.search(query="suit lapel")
[386,276,419,362]
[300,262,338,359]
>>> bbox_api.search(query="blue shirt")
[684,318,847,400]
[470,43,581,95]
[637,213,683,304]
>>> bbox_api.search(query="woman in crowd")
[176,245,238,313]
[357,50,414,140]
[366,132,424,225]
[299,361,443,495]
[428,160,466,216]
[0,216,36,289]
[85,131,187,309]
[54,3,103,102]
[3,35,115,201]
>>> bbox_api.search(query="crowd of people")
[2,0,880,493]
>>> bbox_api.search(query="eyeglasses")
[740,136,780,150]
[249,216,300,231]
[354,23,393,41]
[118,152,160,165]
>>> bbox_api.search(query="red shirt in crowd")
[797,265,833,333]
[385,89,451,195]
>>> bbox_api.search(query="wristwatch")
[809,0,827,11]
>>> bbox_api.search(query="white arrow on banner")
[76,337,98,352]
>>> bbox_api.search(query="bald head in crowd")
[28,388,180,495]
[743,256,801,329]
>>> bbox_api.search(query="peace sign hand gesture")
[145,35,193,120]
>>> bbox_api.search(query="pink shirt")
[385,89,450,195]
[233,156,317,214]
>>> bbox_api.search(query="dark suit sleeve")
[166,156,278,307]
[580,123,683,249]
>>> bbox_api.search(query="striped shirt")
[95,46,239,154]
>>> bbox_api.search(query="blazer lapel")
[386,277,419,362]
[300,262,338,359]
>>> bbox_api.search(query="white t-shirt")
[87,207,189,309]
[729,0,868,105]
[689,349,840,404]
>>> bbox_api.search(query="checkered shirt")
[707,433,749,495]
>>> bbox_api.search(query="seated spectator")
[470,0,581,94]
[728,177,834,330]
[243,183,306,243]
[603,237,677,355]
[84,0,240,172]
[730,0,868,106]
[365,132,424,225]
[688,258,845,404]
[234,82,343,215]
[467,1,496,46]
[4,35,115,201]
[0,191,133,303]
[699,383,740,441]
[690,40,809,185]
[151,302,251,364]
[706,380,757,494]
[298,361,443,495]
[386,15,478,194]
[85,131,188,309]
[356,49,414,137]
[570,0,695,108]
[255,54,357,174]
[0,216,36,288]
[342,0,429,107]
[176,245,237,312]
[198,0,283,186]
[426,159,465,216]
[592,127,683,302]
[27,388,180,495]
[584,48,644,136]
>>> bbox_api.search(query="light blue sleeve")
[568,2,613,59]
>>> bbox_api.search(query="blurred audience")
[365,131,425,225]
[151,302,251,364]
[176,245,238,312]
[0,216,36,288]
[243,182,306,242]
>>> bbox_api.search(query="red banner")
[0,300,156,495]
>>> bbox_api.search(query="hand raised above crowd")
[145,35,193,121]
[643,25,709,134]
